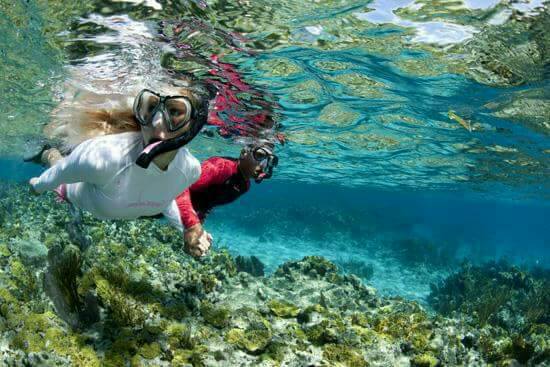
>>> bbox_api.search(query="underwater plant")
[47,244,83,314]
[429,260,550,364]
[235,255,265,276]
[389,237,458,270]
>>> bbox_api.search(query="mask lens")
[165,98,192,131]
[253,147,269,162]
[137,91,160,125]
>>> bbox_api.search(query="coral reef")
[429,261,550,365]
[235,255,265,277]
[0,184,548,366]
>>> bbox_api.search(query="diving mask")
[133,89,195,132]
[251,146,278,181]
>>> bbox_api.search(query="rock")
[200,301,231,329]
[235,255,265,277]
[8,237,48,267]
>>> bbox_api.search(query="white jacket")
[32,132,201,220]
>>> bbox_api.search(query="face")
[239,146,277,181]
[239,150,264,179]
[135,88,199,145]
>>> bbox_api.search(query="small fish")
[448,110,472,132]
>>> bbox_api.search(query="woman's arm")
[30,139,114,193]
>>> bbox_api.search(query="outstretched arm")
[30,139,113,193]
[174,157,239,258]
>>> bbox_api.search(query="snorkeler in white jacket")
[29,80,213,256]
[30,131,200,220]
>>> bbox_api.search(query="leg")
[41,148,63,167]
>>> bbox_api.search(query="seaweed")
[390,237,457,270]
[235,255,265,277]
[429,261,550,364]
[48,244,83,314]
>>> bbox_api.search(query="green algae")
[323,343,368,367]
[411,353,439,367]
[95,275,147,327]
[226,313,273,355]
[139,342,161,359]
[200,301,231,328]
[371,302,433,352]
[11,313,100,366]
[171,345,208,367]
[166,322,197,350]
[304,317,346,346]
[267,299,300,318]
[0,243,11,257]
[276,255,340,280]
[226,325,273,355]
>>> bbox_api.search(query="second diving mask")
[251,146,278,182]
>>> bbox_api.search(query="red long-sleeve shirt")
[176,156,250,228]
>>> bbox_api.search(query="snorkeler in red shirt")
[163,144,278,257]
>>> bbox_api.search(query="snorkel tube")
[136,98,208,169]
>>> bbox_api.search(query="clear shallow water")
[205,179,550,300]
[1,0,549,300]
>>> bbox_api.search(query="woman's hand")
[184,223,212,257]
[29,177,42,195]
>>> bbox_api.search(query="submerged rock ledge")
[0,184,548,366]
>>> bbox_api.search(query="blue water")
[205,179,550,298]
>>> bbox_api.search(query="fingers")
[183,226,213,259]
[185,231,212,258]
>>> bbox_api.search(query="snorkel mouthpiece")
[254,155,276,183]
[136,131,196,168]
[255,172,268,183]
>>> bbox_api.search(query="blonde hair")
[45,77,210,149]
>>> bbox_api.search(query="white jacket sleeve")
[32,139,116,193]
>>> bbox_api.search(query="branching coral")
[48,244,83,313]
[430,261,550,364]
[94,275,146,327]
